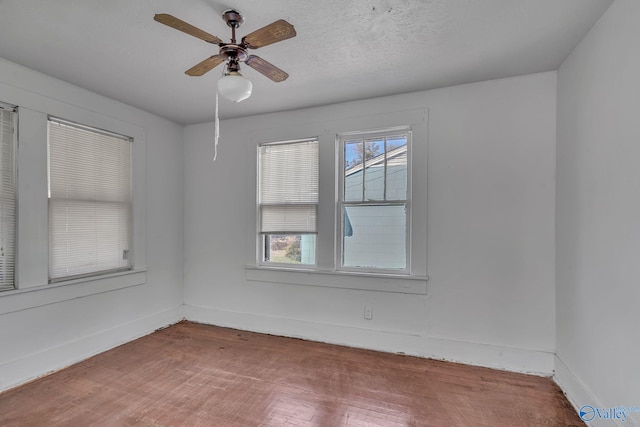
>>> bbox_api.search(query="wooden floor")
[0,321,583,426]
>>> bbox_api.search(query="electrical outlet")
[364,306,373,320]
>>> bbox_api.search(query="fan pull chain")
[213,91,220,161]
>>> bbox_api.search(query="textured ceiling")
[0,0,613,124]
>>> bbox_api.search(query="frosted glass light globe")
[217,72,253,102]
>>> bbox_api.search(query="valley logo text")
[580,405,640,423]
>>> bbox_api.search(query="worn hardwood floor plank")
[0,321,583,426]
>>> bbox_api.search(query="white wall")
[556,0,640,424]
[183,71,557,374]
[0,57,184,391]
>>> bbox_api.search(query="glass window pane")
[363,138,385,201]
[385,136,407,200]
[342,205,406,269]
[264,234,315,265]
[344,140,362,201]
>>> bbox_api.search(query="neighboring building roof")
[345,144,407,177]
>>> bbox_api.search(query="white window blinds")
[48,118,132,281]
[0,105,16,291]
[259,140,319,234]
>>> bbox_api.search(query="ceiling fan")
[154,10,296,102]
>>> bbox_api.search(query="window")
[0,103,17,291]
[258,139,319,266]
[248,110,426,292]
[48,117,132,281]
[338,128,410,272]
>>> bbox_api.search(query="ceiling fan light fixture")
[217,71,253,102]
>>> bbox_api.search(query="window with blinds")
[258,139,318,265]
[0,103,17,292]
[48,118,132,281]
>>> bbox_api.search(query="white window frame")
[336,127,412,275]
[257,138,319,268]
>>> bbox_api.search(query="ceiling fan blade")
[185,55,225,76]
[245,55,289,82]
[242,20,296,49]
[154,14,223,45]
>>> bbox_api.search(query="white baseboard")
[0,307,183,392]
[6,303,632,426]
[554,354,602,417]
[184,304,555,376]
[554,355,639,427]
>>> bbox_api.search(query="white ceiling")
[0,0,613,125]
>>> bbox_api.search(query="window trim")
[336,127,412,275]
[245,108,428,294]
[0,268,147,315]
[6,102,147,295]
[245,264,427,294]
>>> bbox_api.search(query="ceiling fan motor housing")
[222,9,244,28]
[220,45,248,63]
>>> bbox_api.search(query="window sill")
[0,268,147,315]
[245,265,427,295]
